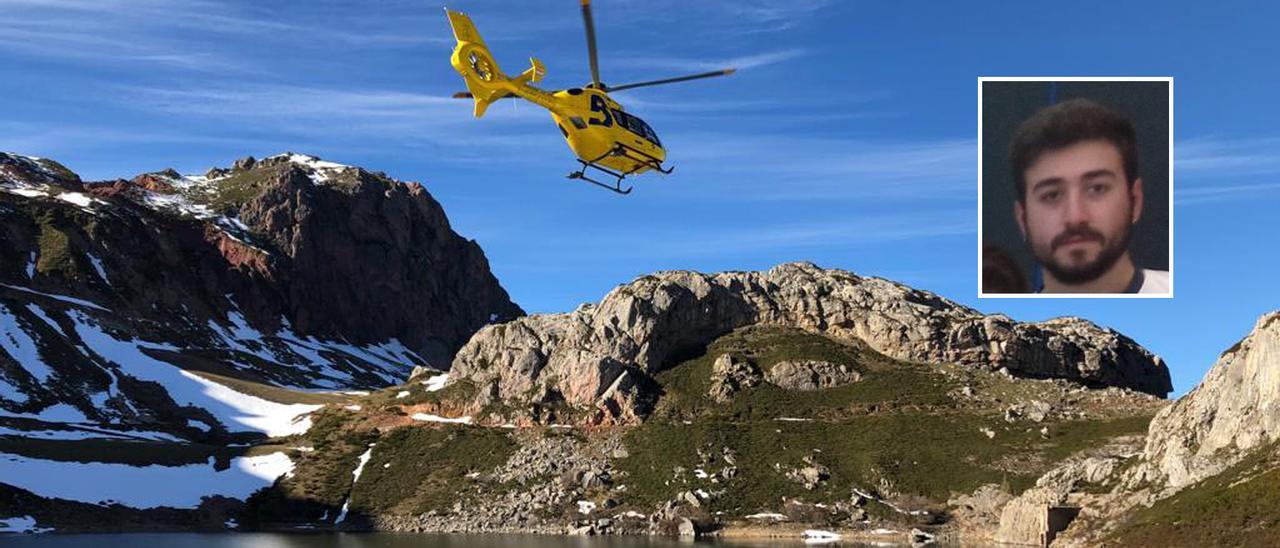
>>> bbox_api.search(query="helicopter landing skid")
[568,161,633,195]
[567,143,672,195]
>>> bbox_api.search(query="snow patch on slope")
[411,413,471,425]
[69,310,320,437]
[55,192,95,208]
[86,252,109,282]
[1,283,110,311]
[421,373,449,392]
[0,303,55,382]
[25,303,65,336]
[0,425,180,442]
[262,153,355,185]
[204,313,416,390]
[335,444,375,524]
[0,452,294,509]
[0,178,102,213]
[2,187,46,198]
[0,515,52,534]
[135,176,267,253]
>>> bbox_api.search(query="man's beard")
[1030,222,1132,285]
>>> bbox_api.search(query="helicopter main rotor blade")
[581,0,602,88]
[452,91,516,99]
[605,68,737,92]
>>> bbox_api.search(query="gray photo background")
[981,80,1170,291]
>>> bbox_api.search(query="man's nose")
[1064,189,1091,225]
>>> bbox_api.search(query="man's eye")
[1038,191,1061,203]
[1088,183,1110,195]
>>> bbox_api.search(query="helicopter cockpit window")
[612,110,661,147]
[635,117,661,147]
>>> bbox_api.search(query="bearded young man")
[1010,98,1170,294]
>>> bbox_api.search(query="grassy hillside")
[1107,442,1280,546]
[251,325,1160,532]
[615,326,1157,519]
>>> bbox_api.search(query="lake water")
[0,533,916,547]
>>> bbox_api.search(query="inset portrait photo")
[979,78,1172,297]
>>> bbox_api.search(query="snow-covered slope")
[0,452,295,509]
[1,150,521,443]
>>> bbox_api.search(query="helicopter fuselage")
[548,88,665,176]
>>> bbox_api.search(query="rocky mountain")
[1,152,1208,543]
[448,263,1171,425]
[233,264,1172,543]
[995,310,1280,547]
[1137,311,1280,490]
[0,151,520,441]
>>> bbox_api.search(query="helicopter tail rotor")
[447,9,511,117]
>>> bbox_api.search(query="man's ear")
[1130,178,1144,224]
[1014,199,1028,240]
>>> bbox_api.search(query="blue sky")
[2,0,1278,396]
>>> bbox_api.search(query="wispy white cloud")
[113,84,460,119]
[608,0,835,35]
[1175,181,1280,206]
[716,0,837,29]
[1177,136,1280,176]
[0,2,267,72]
[0,0,449,74]
[614,48,810,73]
[1174,136,1280,205]
[0,121,281,152]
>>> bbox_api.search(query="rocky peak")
[448,262,1171,424]
[2,152,521,396]
[1138,311,1280,489]
[0,152,82,190]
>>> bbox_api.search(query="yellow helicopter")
[446,2,735,194]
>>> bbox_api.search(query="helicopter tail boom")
[447,9,553,118]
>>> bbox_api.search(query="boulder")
[707,353,762,402]
[766,360,861,391]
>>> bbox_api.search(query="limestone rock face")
[450,263,1171,422]
[766,360,861,391]
[995,313,1280,547]
[948,484,1014,530]
[995,487,1065,545]
[1139,311,1280,489]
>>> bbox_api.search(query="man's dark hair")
[1010,98,1139,202]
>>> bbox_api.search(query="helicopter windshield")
[612,109,661,147]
